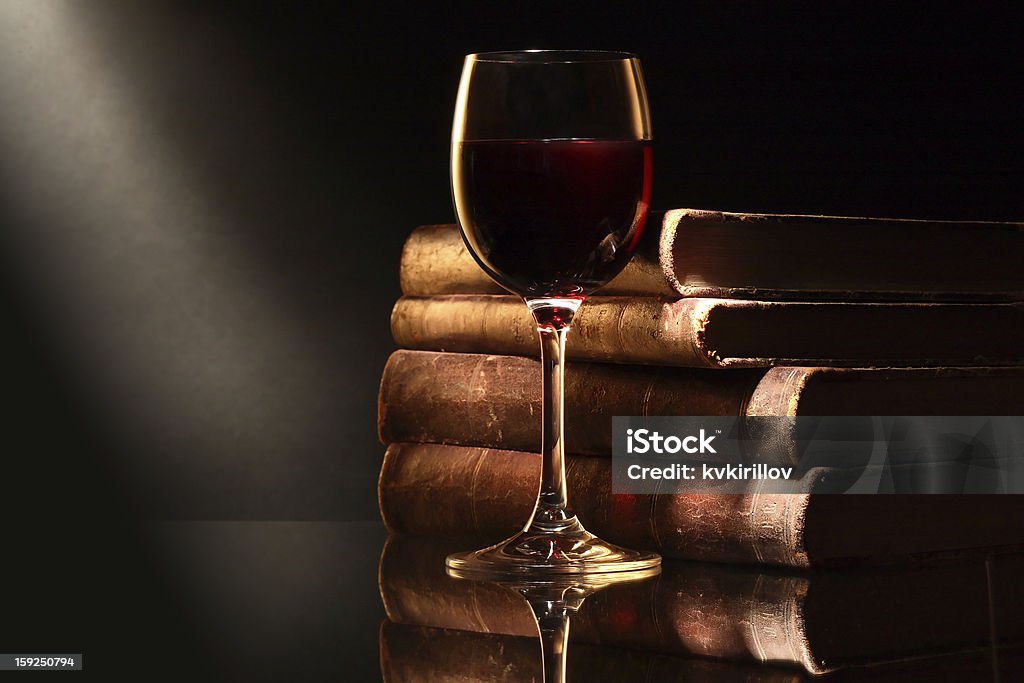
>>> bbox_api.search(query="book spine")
[377,350,762,455]
[745,367,810,417]
[398,223,675,297]
[398,224,506,296]
[391,295,725,367]
[378,442,813,567]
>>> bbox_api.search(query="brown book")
[378,442,1024,567]
[399,212,1024,301]
[391,295,1024,368]
[382,621,1024,682]
[399,222,675,298]
[378,350,1024,457]
[380,535,1024,674]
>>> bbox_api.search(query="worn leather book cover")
[391,295,1024,368]
[379,535,1024,674]
[399,212,1024,301]
[377,442,1024,568]
[378,350,1024,457]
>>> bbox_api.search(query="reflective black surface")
[381,535,1023,682]
[22,521,1014,680]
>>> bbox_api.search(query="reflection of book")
[380,620,1024,681]
[379,535,1024,675]
[378,443,1024,567]
[400,214,1024,301]
[380,620,804,682]
[391,296,1024,368]
[378,350,1024,457]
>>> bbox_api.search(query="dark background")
[0,1,1021,679]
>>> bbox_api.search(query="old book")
[391,295,1024,368]
[399,221,675,298]
[377,442,1024,567]
[380,535,1024,674]
[380,621,1024,681]
[378,350,1024,457]
[399,212,1024,301]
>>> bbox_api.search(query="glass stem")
[536,612,570,683]
[526,298,582,533]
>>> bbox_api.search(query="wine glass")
[446,50,659,575]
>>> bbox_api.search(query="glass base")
[445,517,661,576]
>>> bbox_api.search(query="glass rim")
[466,50,639,64]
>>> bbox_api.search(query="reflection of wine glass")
[447,565,660,683]
[447,50,659,576]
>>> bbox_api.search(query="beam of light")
[0,1,333,514]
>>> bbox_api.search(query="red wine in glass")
[454,139,652,298]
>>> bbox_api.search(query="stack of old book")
[377,209,1024,567]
